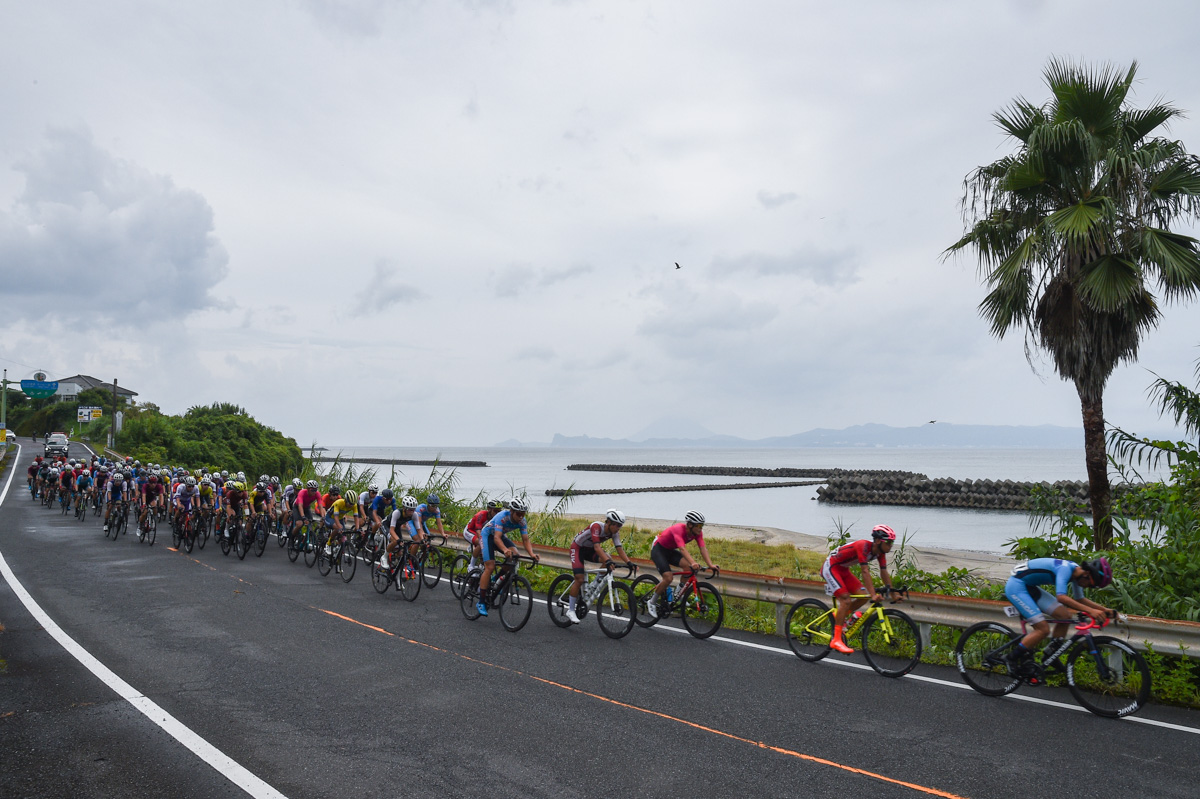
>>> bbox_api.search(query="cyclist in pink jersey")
[821,525,897,654]
[645,510,718,619]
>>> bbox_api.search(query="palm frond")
[1077,255,1144,312]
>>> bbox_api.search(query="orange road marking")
[317,608,969,799]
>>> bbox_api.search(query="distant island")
[494,422,1092,449]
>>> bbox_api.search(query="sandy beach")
[562,514,1016,581]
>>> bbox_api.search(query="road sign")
[92,408,103,419]
[21,379,58,399]
[78,406,97,423]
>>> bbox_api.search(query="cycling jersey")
[653,523,702,551]
[198,484,214,499]
[573,521,622,549]
[295,488,324,513]
[142,482,164,500]
[369,495,396,519]
[481,509,528,541]
[1005,558,1084,623]
[328,497,356,519]
[175,485,199,508]
[386,508,420,538]
[463,509,492,543]
[828,539,887,569]
[413,503,441,532]
[357,490,372,509]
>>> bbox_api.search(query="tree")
[947,59,1200,549]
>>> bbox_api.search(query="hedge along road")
[2,445,1199,798]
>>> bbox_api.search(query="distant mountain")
[495,423,1093,449]
[630,417,716,442]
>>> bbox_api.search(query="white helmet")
[684,510,705,525]
[605,509,626,526]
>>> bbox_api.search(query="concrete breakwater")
[566,464,846,478]
[817,471,1090,511]
[313,457,487,468]
[546,480,825,496]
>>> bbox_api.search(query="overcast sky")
[3,1,1200,447]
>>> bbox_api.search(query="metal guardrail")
[442,537,1200,657]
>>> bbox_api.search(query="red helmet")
[871,524,897,541]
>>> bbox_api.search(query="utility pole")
[110,378,118,449]
[1,368,8,449]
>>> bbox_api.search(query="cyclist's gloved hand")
[605,561,614,572]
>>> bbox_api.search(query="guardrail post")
[919,623,933,651]
[775,603,788,638]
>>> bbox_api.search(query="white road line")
[0,443,289,799]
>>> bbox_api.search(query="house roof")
[53,375,139,397]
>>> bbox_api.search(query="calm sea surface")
[317,446,1162,555]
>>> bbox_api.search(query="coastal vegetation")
[947,59,1200,550]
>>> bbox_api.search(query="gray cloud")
[490,262,593,296]
[301,0,390,37]
[0,126,228,324]
[355,260,424,313]
[757,190,799,209]
[515,346,556,361]
[709,248,858,286]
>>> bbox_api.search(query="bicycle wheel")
[371,561,392,594]
[183,521,196,554]
[254,519,268,557]
[196,513,208,550]
[219,524,233,556]
[861,608,922,677]
[420,547,443,589]
[597,581,636,640]
[286,528,301,562]
[399,555,422,602]
[276,518,288,547]
[449,555,472,599]
[499,574,533,632]
[146,514,157,546]
[680,581,723,639]
[460,576,481,620]
[546,574,575,628]
[784,598,833,662]
[339,542,357,583]
[955,622,1022,697]
[235,522,250,560]
[631,574,662,628]
[114,509,127,539]
[137,515,148,543]
[1066,635,1152,718]
[304,528,319,568]
[317,540,334,576]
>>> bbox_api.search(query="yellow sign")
[92,409,103,419]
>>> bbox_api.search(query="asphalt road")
[2,442,1198,799]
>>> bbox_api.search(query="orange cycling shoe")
[830,638,855,654]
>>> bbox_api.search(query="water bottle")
[666,587,674,604]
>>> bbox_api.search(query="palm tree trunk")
[1079,391,1113,550]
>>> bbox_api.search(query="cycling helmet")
[186,476,197,486]
[68,458,76,466]
[684,510,705,525]
[134,460,141,467]
[259,474,269,483]
[381,489,394,500]
[306,479,319,490]
[330,485,341,496]
[1082,557,1113,588]
[113,473,124,482]
[149,474,159,484]
[292,478,302,488]
[605,509,626,526]
[426,493,440,505]
[872,524,897,541]
[221,470,229,479]
[487,499,505,510]
[401,495,418,510]
[201,477,212,485]
[271,476,280,486]
[237,471,246,482]
[368,483,379,492]
[508,498,529,513]
[256,481,268,492]
[99,465,108,473]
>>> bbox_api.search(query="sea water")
[316,446,1163,554]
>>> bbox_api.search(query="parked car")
[44,432,69,457]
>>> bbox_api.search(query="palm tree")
[946,59,1200,549]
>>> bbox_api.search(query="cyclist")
[413,493,447,544]
[224,480,250,538]
[565,509,635,624]
[326,486,359,538]
[356,484,379,530]
[102,473,131,533]
[291,480,325,533]
[249,480,273,527]
[174,476,201,532]
[27,458,41,495]
[379,495,419,572]
[368,488,397,534]
[138,473,164,530]
[475,498,541,617]
[463,499,504,572]
[1004,557,1114,674]
[74,463,94,509]
[821,524,897,654]
[645,511,718,620]
[198,475,216,517]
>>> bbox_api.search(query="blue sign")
[20,379,58,398]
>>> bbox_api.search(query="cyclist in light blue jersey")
[476,498,540,617]
[1004,557,1113,673]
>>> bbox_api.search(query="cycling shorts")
[570,542,601,574]
[1005,577,1061,625]
[481,531,514,562]
[650,542,685,574]
[463,526,478,546]
[820,560,861,599]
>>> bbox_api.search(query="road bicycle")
[371,546,423,600]
[59,488,72,515]
[784,586,922,678]
[316,520,357,582]
[547,562,637,639]
[73,491,88,522]
[414,533,445,589]
[459,554,534,632]
[631,566,724,639]
[137,504,157,546]
[105,501,130,540]
[449,550,479,600]
[286,517,321,564]
[954,611,1151,718]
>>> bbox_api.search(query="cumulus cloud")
[709,248,859,286]
[0,126,228,324]
[355,260,424,313]
[757,190,799,209]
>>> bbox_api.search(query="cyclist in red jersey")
[821,525,897,654]
[462,499,504,571]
